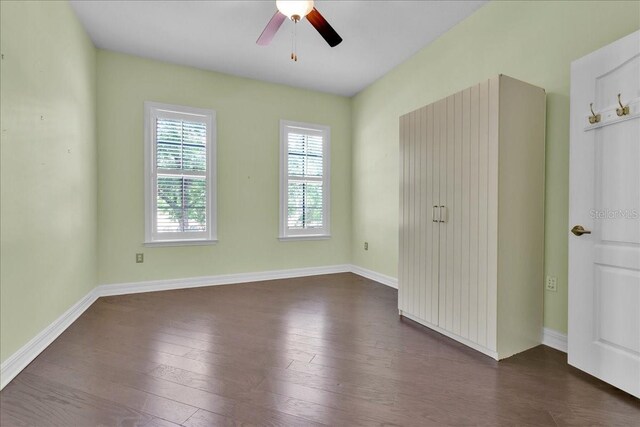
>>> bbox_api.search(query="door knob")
[571,225,591,236]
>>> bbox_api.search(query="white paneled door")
[569,30,640,398]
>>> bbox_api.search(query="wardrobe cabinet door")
[399,105,439,325]
[450,91,464,335]
[436,97,449,329]
[459,87,472,340]
[436,80,497,350]
[407,109,419,318]
[423,103,439,324]
[453,85,479,342]
[399,109,422,319]
[399,113,409,315]
[437,92,460,332]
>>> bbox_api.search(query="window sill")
[144,239,218,247]
[278,235,331,241]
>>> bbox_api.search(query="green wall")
[0,1,97,363]
[351,0,640,333]
[97,51,352,285]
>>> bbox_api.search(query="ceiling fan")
[257,0,342,61]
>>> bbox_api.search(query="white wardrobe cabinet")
[399,75,546,360]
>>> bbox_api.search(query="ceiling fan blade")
[257,11,286,46]
[306,7,342,47]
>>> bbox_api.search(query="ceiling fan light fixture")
[276,0,314,21]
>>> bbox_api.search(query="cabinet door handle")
[439,206,447,223]
[432,206,439,222]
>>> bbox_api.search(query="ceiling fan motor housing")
[276,0,314,20]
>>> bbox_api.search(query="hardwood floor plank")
[239,390,390,427]
[265,366,400,405]
[256,376,439,426]
[182,406,317,427]
[63,312,315,365]
[142,418,183,427]
[56,325,276,389]
[147,364,251,396]
[0,373,154,427]
[59,325,195,357]
[182,409,241,427]
[53,328,294,380]
[148,365,389,427]
[25,359,198,424]
[36,345,244,413]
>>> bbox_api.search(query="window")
[279,120,330,240]
[144,102,216,245]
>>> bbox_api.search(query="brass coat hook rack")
[589,103,601,124]
[616,93,629,116]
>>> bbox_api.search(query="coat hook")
[616,93,629,116]
[589,103,601,124]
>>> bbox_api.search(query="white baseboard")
[96,264,352,297]
[542,327,567,353]
[350,265,398,289]
[0,263,392,391]
[0,289,99,390]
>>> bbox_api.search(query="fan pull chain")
[291,18,298,62]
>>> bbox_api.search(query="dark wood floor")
[1,273,638,426]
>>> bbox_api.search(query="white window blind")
[144,102,216,245]
[280,120,330,239]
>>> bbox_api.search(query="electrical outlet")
[136,253,144,263]
[545,276,557,292]
[364,242,369,251]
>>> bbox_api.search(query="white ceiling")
[70,1,486,97]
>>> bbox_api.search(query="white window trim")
[144,101,217,246]
[279,119,331,241]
